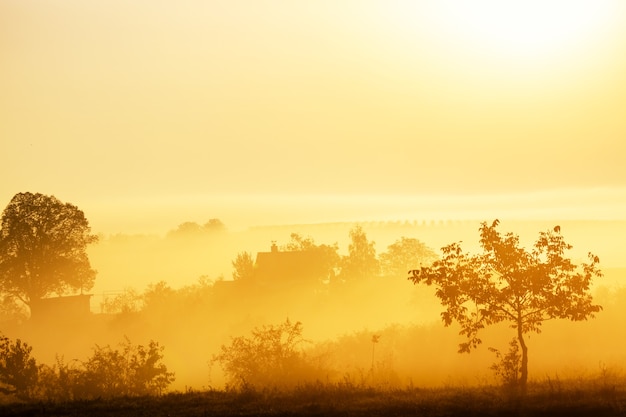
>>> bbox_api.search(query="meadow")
[2,219,625,415]
[1,380,625,417]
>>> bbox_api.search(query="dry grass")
[1,379,626,417]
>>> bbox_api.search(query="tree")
[203,218,226,232]
[408,220,602,393]
[281,233,318,251]
[232,251,255,281]
[167,219,225,238]
[339,226,379,282]
[0,192,98,310]
[379,237,438,278]
[166,221,202,238]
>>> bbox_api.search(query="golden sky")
[2,1,626,232]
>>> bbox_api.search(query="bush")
[80,337,175,398]
[0,334,38,400]
[36,356,84,401]
[212,319,318,390]
[489,338,521,392]
[35,337,175,401]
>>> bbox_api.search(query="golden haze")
[1,0,626,395]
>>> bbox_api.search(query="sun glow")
[440,1,617,58]
[381,0,622,72]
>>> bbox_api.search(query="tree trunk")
[517,322,528,395]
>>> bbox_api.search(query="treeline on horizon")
[87,217,626,300]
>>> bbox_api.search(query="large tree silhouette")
[0,192,98,310]
[409,220,602,393]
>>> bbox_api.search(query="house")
[29,294,92,323]
[253,243,332,291]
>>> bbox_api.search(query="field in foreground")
[2,382,626,417]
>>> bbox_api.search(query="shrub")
[489,338,521,391]
[0,334,38,400]
[36,356,84,401]
[81,337,175,398]
[35,337,174,401]
[212,319,316,390]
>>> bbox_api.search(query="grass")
[1,381,625,416]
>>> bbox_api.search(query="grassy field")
[1,381,625,417]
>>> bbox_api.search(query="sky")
[2,0,626,233]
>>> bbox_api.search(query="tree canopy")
[231,251,255,281]
[409,220,602,392]
[166,219,225,238]
[379,236,437,278]
[339,226,379,282]
[0,192,98,308]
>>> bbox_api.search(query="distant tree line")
[232,226,439,285]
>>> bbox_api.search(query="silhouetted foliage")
[379,237,437,278]
[167,221,203,238]
[141,280,178,312]
[100,287,143,314]
[489,338,522,391]
[0,192,97,310]
[36,356,83,402]
[339,226,379,283]
[282,233,340,283]
[231,252,255,281]
[409,220,603,393]
[212,319,314,390]
[4,382,626,416]
[34,338,174,401]
[0,295,28,326]
[80,337,174,398]
[167,219,225,238]
[0,334,38,399]
[204,218,226,232]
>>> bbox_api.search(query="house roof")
[254,248,329,284]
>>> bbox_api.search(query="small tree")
[0,334,38,399]
[339,226,379,283]
[0,192,98,311]
[232,251,255,281]
[409,220,602,393]
[212,319,310,390]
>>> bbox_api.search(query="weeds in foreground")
[2,378,626,416]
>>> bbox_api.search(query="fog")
[2,218,625,392]
[2,0,625,406]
